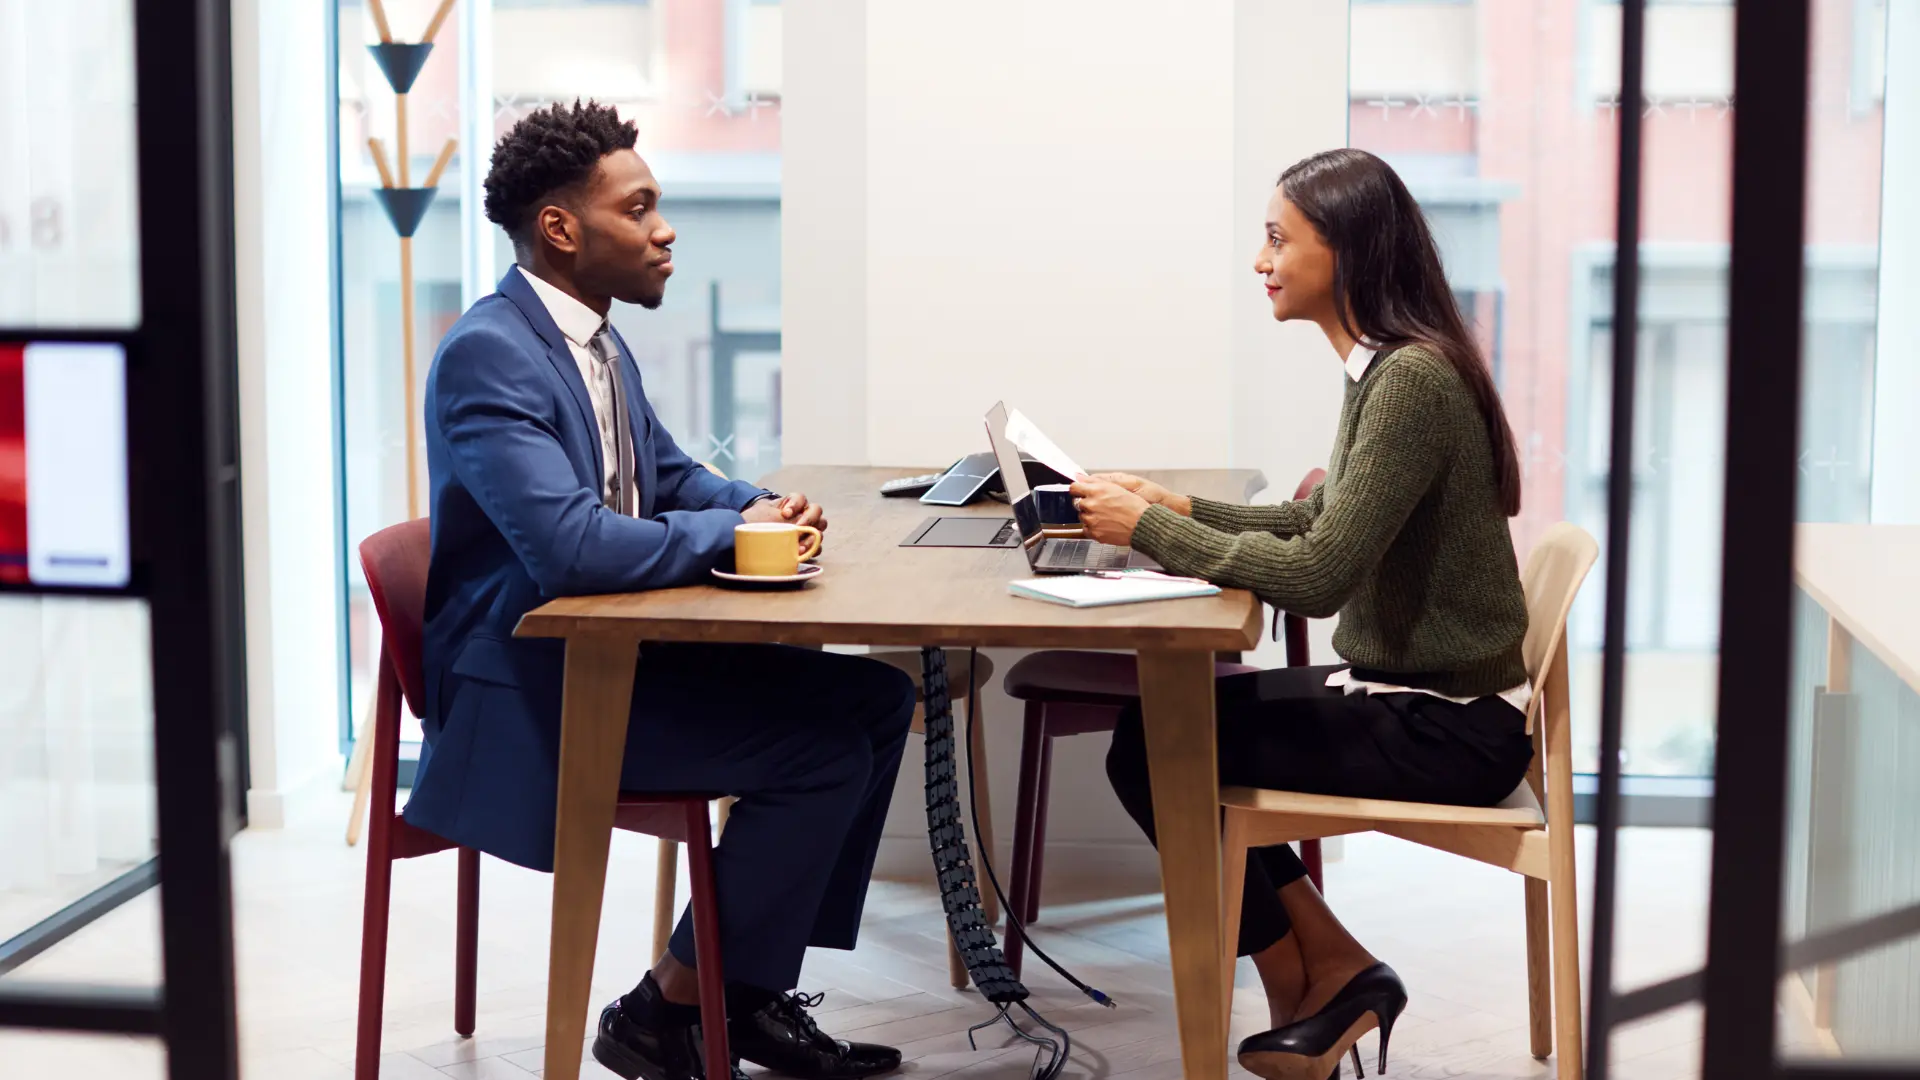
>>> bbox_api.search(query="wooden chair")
[354,519,733,1080]
[997,469,1330,978]
[1218,522,1598,1080]
[647,650,998,992]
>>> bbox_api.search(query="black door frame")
[1585,3,1920,1078]
[0,0,245,1076]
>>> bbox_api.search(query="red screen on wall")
[0,343,26,584]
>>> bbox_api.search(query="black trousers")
[618,643,917,991]
[1105,663,1534,957]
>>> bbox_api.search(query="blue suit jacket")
[407,268,770,871]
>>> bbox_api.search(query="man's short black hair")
[483,99,639,248]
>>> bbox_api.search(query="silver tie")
[589,328,634,516]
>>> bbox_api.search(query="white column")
[1871,0,1920,523]
[1232,0,1351,669]
[779,0,870,465]
[233,0,346,827]
[460,0,497,307]
[1231,0,1351,493]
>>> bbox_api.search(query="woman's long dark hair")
[1279,148,1523,517]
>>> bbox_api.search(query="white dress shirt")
[517,266,631,509]
[1323,339,1534,716]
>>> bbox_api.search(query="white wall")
[862,0,1238,469]
[1871,0,1920,524]
[778,0,868,465]
[784,0,1349,877]
[1233,0,1352,513]
[232,0,345,828]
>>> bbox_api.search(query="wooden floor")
[4,791,1821,1079]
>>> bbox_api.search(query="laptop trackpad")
[900,516,1020,548]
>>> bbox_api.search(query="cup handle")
[796,526,823,562]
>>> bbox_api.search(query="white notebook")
[1008,572,1221,608]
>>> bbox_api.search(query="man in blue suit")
[414,100,915,1080]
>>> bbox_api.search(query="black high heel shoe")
[1237,962,1407,1080]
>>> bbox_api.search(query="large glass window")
[1350,0,1888,780]
[1780,0,1913,1061]
[332,0,783,754]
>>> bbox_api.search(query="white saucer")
[711,563,824,587]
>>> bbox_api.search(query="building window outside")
[1350,0,1887,778]
[332,0,782,754]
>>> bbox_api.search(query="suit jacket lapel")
[608,326,657,518]
[497,268,603,483]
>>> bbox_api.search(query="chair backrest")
[1281,468,1329,667]
[1518,522,1599,738]
[1292,468,1327,502]
[358,517,433,719]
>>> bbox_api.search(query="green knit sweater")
[1131,344,1529,698]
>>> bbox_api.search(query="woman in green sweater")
[1073,148,1532,1080]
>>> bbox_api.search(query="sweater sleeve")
[1188,482,1324,538]
[1131,363,1452,618]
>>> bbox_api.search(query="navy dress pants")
[618,643,916,991]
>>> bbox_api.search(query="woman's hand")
[1088,472,1192,517]
[1070,479,1152,547]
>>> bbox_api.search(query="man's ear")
[536,204,581,255]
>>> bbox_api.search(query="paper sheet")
[1008,575,1221,608]
[1005,408,1086,480]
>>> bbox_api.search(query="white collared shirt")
[517,266,631,508]
[1322,337,1533,715]
[1343,338,1380,382]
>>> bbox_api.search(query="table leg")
[1137,648,1228,1080]
[544,636,641,1079]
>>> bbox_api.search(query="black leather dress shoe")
[730,991,902,1079]
[592,998,746,1080]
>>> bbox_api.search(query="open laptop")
[985,402,1162,574]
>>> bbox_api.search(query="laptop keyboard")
[1049,539,1130,569]
[991,520,1017,546]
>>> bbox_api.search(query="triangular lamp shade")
[369,42,434,94]
[374,188,439,238]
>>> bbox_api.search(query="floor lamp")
[346,0,457,846]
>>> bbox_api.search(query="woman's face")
[1254,189,1336,325]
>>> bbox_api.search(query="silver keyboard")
[1045,539,1129,570]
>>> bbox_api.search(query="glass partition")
[0,597,157,971]
[0,0,141,328]
[1778,0,1914,1063]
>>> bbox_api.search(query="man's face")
[561,148,676,310]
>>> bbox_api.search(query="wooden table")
[1795,523,1920,697]
[517,465,1266,1080]
[1792,523,1920,1037]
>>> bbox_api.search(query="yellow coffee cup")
[734,522,823,577]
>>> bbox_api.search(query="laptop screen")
[984,402,1046,566]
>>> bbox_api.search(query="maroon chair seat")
[1004,650,1262,706]
[354,518,731,1080]
[998,469,1329,977]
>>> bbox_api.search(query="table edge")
[515,607,1264,652]
[1793,522,1920,697]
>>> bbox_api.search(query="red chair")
[1000,469,1329,976]
[354,518,731,1080]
